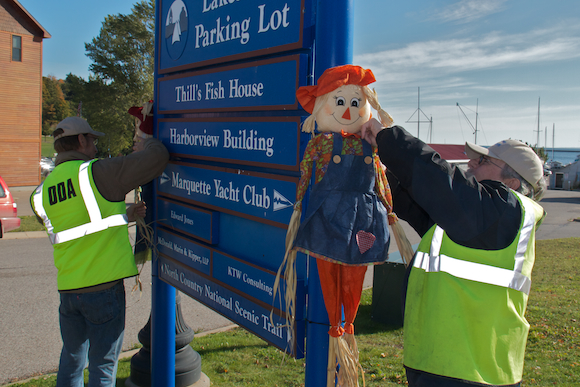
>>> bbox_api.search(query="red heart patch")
[356,231,376,254]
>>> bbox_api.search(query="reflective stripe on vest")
[32,161,128,245]
[413,191,537,295]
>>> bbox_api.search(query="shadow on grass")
[356,303,403,335]
[195,342,268,356]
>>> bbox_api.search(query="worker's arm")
[91,138,170,202]
[374,125,522,250]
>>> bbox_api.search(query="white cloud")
[356,27,580,86]
[472,84,537,92]
[354,21,580,147]
[433,0,507,23]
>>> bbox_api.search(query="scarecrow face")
[315,85,371,134]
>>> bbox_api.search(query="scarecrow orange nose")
[342,108,351,120]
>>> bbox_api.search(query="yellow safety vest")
[31,160,137,290]
[404,192,545,385]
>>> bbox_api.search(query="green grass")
[6,238,579,387]
[8,216,45,233]
[524,238,580,385]
[41,136,54,158]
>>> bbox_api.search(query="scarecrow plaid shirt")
[295,132,397,225]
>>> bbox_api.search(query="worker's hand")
[360,118,385,148]
[132,137,147,153]
[127,201,146,222]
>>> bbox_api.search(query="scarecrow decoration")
[276,65,413,387]
[129,100,154,143]
[128,101,155,269]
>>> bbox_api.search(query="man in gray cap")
[31,116,169,386]
[361,120,546,387]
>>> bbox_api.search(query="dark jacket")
[376,126,522,250]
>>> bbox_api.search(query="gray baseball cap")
[54,117,105,140]
[465,139,544,190]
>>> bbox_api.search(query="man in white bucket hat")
[362,120,546,387]
[464,139,546,201]
[31,116,169,386]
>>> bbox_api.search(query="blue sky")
[19,0,580,149]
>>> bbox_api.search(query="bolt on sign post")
[151,1,354,386]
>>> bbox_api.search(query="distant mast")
[456,100,479,144]
[406,87,433,141]
[535,97,541,147]
[417,87,420,138]
[552,123,555,160]
[474,99,478,144]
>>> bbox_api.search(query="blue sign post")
[151,3,176,386]
[152,0,354,385]
[303,2,354,385]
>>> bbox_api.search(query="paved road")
[0,237,234,385]
[8,186,36,218]
[534,190,580,240]
[1,188,578,384]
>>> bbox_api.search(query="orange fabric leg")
[341,265,367,334]
[316,259,344,337]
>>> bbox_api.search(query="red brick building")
[0,0,50,186]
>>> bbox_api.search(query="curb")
[3,231,47,240]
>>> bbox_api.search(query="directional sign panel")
[158,252,305,357]
[157,55,307,113]
[159,0,306,73]
[157,227,212,276]
[157,198,219,244]
[156,219,303,314]
[212,251,303,319]
[158,117,301,170]
[157,162,297,227]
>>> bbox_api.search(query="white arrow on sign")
[273,190,293,212]
[160,172,170,185]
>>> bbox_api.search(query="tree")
[42,76,72,136]
[521,140,548,162]
[85,0,154,99]
[532,146,548,162]
[64,0,155,157]
[61,73,85,116]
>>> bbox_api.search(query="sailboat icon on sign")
[159,172,170,185]
[273,190,293,212]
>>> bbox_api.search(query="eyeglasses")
[478,155,502,169]
[85,135,98,145]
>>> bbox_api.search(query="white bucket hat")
[465,139,543,191]
[54,117,105,140]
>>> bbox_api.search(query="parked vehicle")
[40,156,55,178]
[0,175,20,237]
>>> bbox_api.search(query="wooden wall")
[0,2,43,187]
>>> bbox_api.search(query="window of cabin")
[12,35,22,62]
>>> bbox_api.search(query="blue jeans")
[405,367,522,387]
[57,281,126,387]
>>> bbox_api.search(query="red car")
[0,175,20,237]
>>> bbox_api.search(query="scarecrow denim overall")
[294,133,390,265]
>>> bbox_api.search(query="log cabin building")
[0,0,50,186]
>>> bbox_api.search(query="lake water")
[546,148,580,165]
